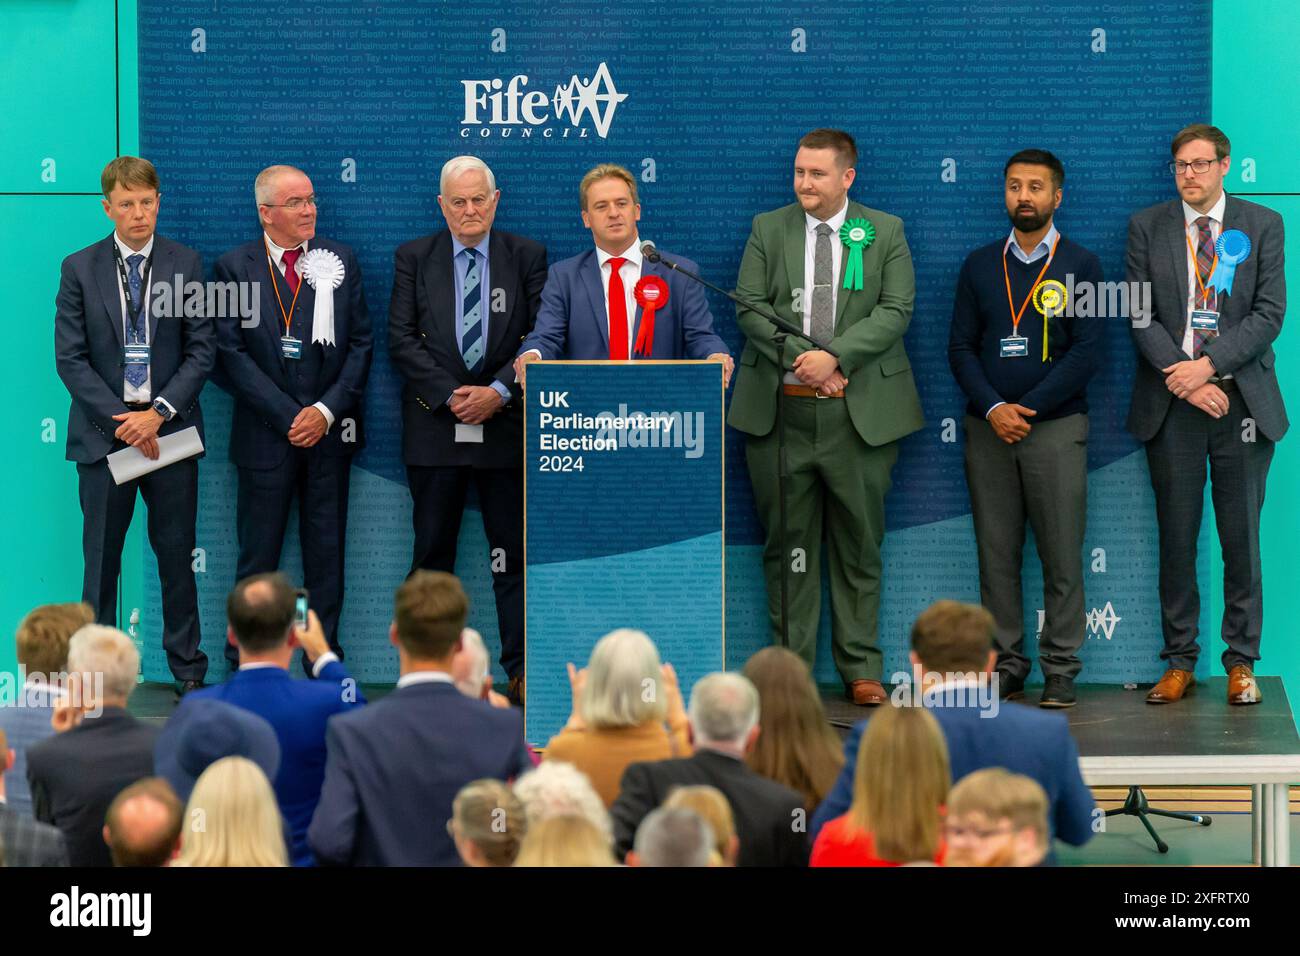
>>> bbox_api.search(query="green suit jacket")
[727,200,925,446]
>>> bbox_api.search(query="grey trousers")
[964,412,1088,680]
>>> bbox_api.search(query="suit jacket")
[186,662,365,866]
[54,234,215,463]
[1126,195,1288,442]
[308,680,532,867]
[213,236,373,469]
[0,683,59,817]
[388,229,548,468]
[0,802,68,867]
[25,707,160,867]
[728,201,925,446]
[610,748,808,867]
[518,247,729,361]
[810,700,1097,854]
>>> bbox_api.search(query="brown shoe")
[507,674,526,707]
[1227,665,1262,705]
[1145,668,1194,704]
[848,679,887,707]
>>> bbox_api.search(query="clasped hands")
[1163,357,1228,419]
[792,349,847,395]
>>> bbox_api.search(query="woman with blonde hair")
[543,629,690,805]
[171,756,287,867]
[742,647,844,811]
[663,785,738,866]
[513,814,617,867]
[945,769,1051,867]
[810,704,950,866]
[449,779,528,867]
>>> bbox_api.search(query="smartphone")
[294,588,310,630]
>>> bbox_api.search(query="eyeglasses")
[1168,159,1219,176]
[262,196,318,210]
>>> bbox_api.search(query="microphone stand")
[644,245,838,651]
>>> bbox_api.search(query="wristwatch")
[151,398,175,421]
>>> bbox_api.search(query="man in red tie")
[515,164,732,379]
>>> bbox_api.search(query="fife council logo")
[460,62,628,140]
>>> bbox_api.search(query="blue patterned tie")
[125,253,147,388]
[461,249,484,373]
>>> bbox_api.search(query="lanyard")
[111,238,153,340]
[1002,235,1059,335]
[1184,229,1219,310]
[265,243,305,336]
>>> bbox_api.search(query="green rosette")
[839,218,875,291]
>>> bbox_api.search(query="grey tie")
[811,223,834,343]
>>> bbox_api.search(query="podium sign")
[525,361,725,745]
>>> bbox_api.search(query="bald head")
[227,572,296,652]
[104,778,183,867]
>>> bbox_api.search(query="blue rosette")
[1208,229,1251,296]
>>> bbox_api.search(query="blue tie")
[461,249,484,373]
[125,253,147,388]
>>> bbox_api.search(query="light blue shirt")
[451,234,510,405]
[1005,222,1059,264]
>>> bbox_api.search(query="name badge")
[1190,310,1219,332]
[455,423,485,444]
[281,336,303,360]
[1000,335,1028,358]
[124,343,151,365]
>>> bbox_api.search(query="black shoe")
[1040,675,1077,708]
[996,670,1025,701]
[175,679,206,700]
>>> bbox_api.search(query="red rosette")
[632,275,669,357]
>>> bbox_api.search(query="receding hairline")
[255,164,311,205]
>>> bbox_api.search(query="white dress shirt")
[595,237,644,354]
[1180,192,1229,377]
[263,232,336,427]
[112,232,162,407]
[789,200,848,384]
[395,670,455,689]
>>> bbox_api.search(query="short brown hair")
[105,777,184,867]
[101,156,160,198]
[948,768,1049,849]
[394,571,469,660]
[1171,123,1230,160]
[910,600,994,674]
[579,163,638,210]
[226,573,296,652]
[16,602,93,676]
[798,128,858,170]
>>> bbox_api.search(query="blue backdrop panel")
[524,362,724,744]
[138,1,1212,687]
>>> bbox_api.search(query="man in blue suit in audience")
[309,571,531,867]
[514,163,733,382]
[182,572,364,866]
[810,600,1096,856]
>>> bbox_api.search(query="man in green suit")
[729,128,924,706]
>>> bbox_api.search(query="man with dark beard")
[947,149,1104,708]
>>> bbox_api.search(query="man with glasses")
[1127,124,1287,706]
[214,165,373,675]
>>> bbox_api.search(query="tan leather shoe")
[1227,665,1262,705]
[1145,669,1194,704]
[848,679,887,707]
[507,674,526,707]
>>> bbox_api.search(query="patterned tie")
[125,253,147,388]
[461,249,484,373]
[1192,215,1219,357]
[811,223,834,343]
[607,256,628,360]
[281,246,302,294]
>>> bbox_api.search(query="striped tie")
[125,254,147,388]
[1192,215,1219,357]
[461,249,484,373]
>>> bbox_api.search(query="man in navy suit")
[809,601,1096,855]
[214,165,372,674]
[309,571,531,867]
[389,156,547,705]
[514,163,733,381]
[183,572,365,866]
[54,156,214,694]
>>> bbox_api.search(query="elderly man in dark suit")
[389,156,547,705]
[54,156,214,695]
[1127,124,1287,706]
[214,164,373,675]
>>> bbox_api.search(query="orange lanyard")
[265,244,304,336]
[1184,230,1219,310]
[1002,236,1059,335]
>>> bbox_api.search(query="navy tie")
[461,249,484,373]
[126,253,147,388]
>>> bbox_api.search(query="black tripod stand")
[1104,786,1212,854]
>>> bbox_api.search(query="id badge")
[124,343,151,366]
[1190,310,1219,332]
[1000,335,1028,358]
[281,336,303,359]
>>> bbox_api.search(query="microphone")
[639,239,662,263]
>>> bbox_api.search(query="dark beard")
[1010,207,1051,233]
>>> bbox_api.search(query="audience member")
[513,760,612,841]
[514,815,616,867]
[449,779,528,867]
[309,571,531,866]
[664,785,738,866]
[610,672,807,867]
[945,768,1051,867]
[172,756,287,867]
[811,703,949,866]
[451,627,511,708]
[102,777,183,867]
[0,728,67,866]
[544,629,690,806]
[627,806,715,867]
[154,697,280,802]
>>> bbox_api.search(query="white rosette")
[301,248,345,346]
